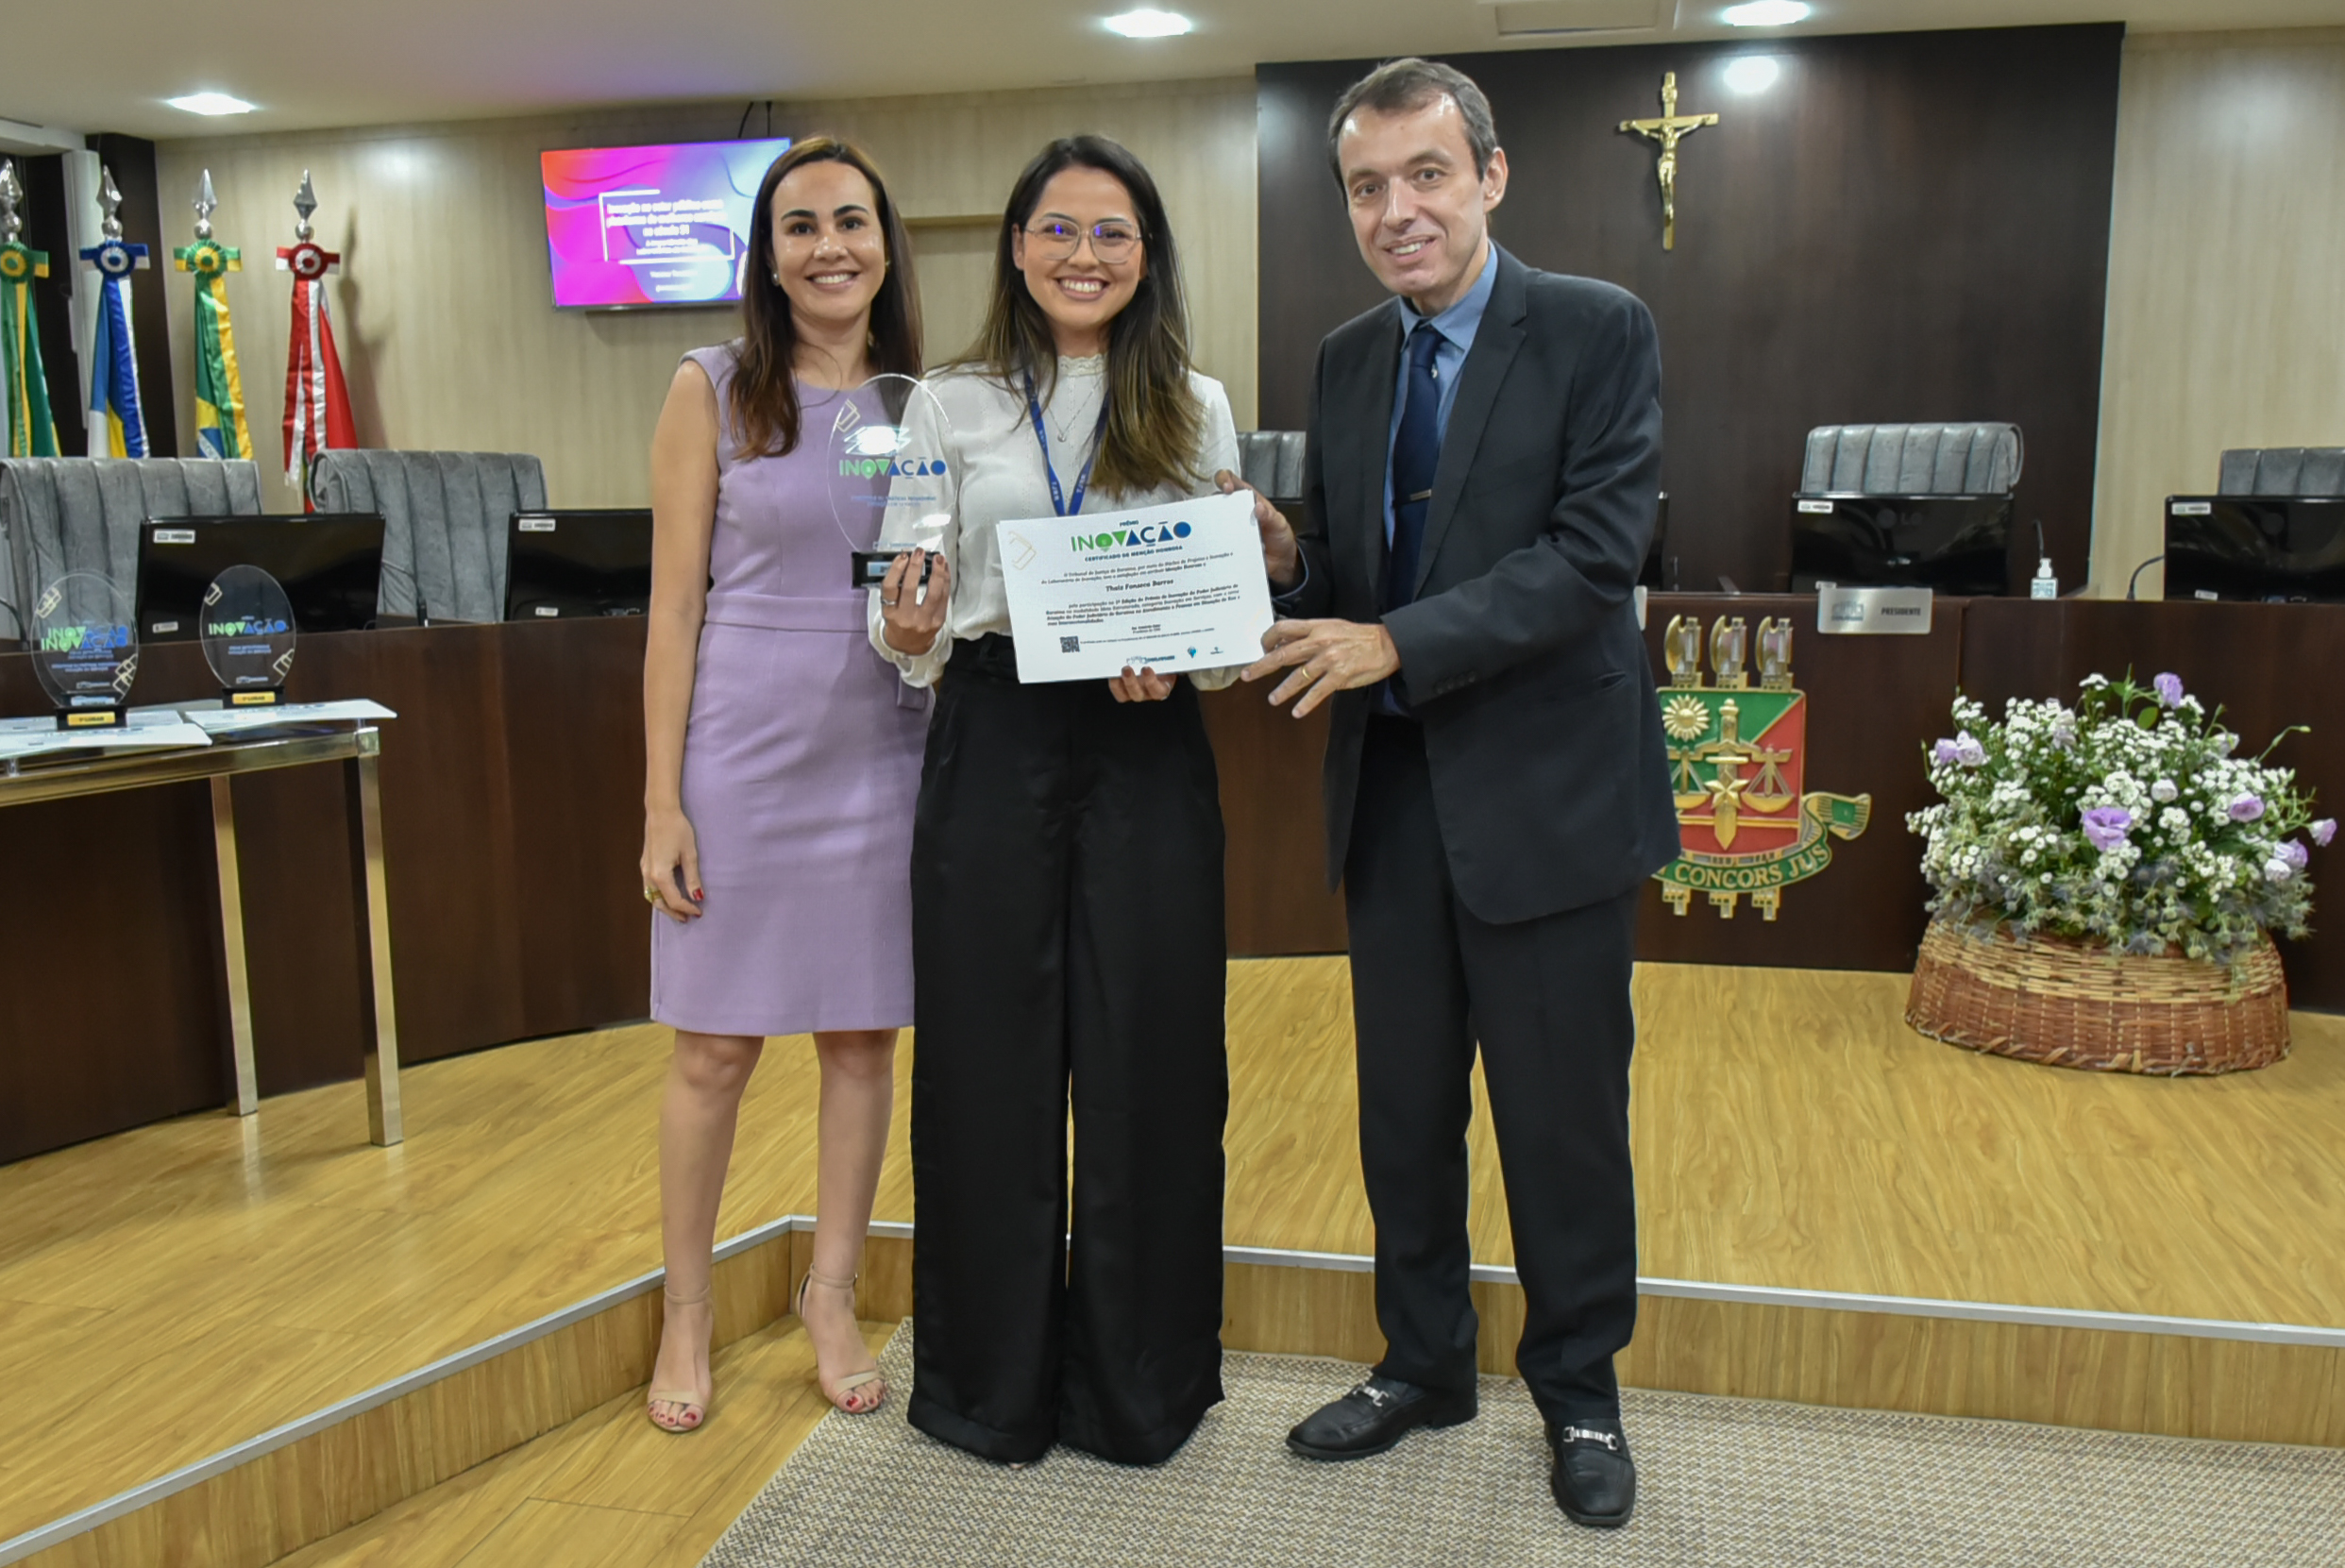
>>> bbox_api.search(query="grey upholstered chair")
[0,457,265,642]
[1799,424,2023,496]
[2217,447,2345,497]
[1235,430,1308,503]
[309,450,547,624]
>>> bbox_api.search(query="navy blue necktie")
[1387,322,1445,611]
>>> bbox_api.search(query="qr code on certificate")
[1060,635,1081,653]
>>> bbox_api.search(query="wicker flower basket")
[1905,919,2290,1075]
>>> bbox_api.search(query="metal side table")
[0,719,404,1145]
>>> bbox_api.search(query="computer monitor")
[2164,496,2345,603]
[503,509,654,620]
[136,515,389,640]
[1788,494,2013,597]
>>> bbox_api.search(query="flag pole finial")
[0,160,22,245]
[194,169,218,242]
[293,170,316,243]
[98,165,125,243]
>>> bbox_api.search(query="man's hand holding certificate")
[994,491,1273,683]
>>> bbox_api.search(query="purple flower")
[2278,840,2310,871]
[1954,733,1987,767]
[2082,807,2134,852]
[1932,738,1961,767]
[2153,672,2185,708]
[2228,796,2265,823]
[2265,856,2294,885]
[2314,818,2337,848]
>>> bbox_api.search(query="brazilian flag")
[176,235,251,459]
[0,234,58,457]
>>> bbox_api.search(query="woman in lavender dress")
[638,139,934,1432]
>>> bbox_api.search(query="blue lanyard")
[1023,371,1107,518]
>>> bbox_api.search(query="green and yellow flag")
[175,172,252,460]
[0,160,59,458]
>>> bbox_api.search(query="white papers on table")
[0,708,213,762]
[994,492,1273,683]
[182,699,399,735]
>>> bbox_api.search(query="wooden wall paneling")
[84,134,179,459]
[494,617,650,1032]
[1257,25,2124,598]
[784,77,1259,425]
[0,734,228,1161]
[2089,29,2345,599]
[260,625,533,1067]
[1958,599,2345,1011]
[1634,593,1960,971]
[1198,684,1347,955]
[151,78,1257,516]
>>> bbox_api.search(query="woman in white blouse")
[868,134,1242,1468]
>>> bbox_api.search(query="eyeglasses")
[1024,220,1142,263]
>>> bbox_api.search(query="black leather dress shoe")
[1286,1375,1476,1461]
[1548,1417,1636,1528]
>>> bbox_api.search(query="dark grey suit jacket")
[1287,246,1680,925]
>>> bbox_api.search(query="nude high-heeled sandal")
[797,1267,886,1414]
[646,1284,715,1433]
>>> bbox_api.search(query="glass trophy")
[29,572,139,730]
[827,373,955,591]
[199,565,298,706]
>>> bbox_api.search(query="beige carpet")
[701,1325,2343,1566]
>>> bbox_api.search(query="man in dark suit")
[1237,57,1679,1529]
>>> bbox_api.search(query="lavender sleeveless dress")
[650,346,926,1036]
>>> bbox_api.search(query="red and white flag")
[277,179,354,508]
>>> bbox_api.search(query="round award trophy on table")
[828,373,955,590]
[199,565,297,707]
[29,572,139,729]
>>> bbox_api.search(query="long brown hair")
[732,137,922,458]
[961,135,1204,497]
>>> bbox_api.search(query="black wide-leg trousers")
[1345,715,1642,1423]
[907,635,1228,1466]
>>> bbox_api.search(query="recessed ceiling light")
[1724,56,1782,93]
[1723,1,1811,25]
[167,93,256,116]
[1104,9,1192,38]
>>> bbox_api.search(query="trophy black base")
[57,706,127,731]
[225,687,285,708]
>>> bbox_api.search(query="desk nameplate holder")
[1814,584,1934,636]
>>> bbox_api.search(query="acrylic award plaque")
[199,565,297,705]
[828,373,955,589]
[29,572,140,729]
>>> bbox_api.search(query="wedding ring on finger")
[644,886,660,903]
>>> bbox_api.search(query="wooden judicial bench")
[4,596,2339,1164]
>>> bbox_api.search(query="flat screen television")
[541,138,791,310]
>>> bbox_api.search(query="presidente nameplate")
[1814,584,1933,635]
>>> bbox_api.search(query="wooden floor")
[6,959,2343,1556]
[263,1316,893,1568]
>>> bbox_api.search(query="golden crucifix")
[1618,71,1719,251]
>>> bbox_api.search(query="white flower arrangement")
[1907,673,2332,967]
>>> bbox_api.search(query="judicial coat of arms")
[1653,615,1871,919]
